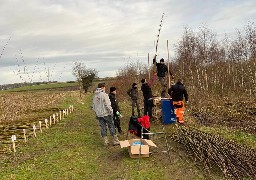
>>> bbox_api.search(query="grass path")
[0,92,222,180]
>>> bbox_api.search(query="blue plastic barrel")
[161,98,176,124]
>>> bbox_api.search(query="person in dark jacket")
[141,78,153,118]
[168,79,188,124]
[127,83,141,117]
[155,58,168,97]
[109,87,122,134]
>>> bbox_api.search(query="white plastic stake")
[53,114,56,124]
[63,110,65,118]
[39,121,42,133]
[33,124,37,137]
[23,129,27,142]
[56,113,59,122]
[49,116,52,126]
[45,119,49,128]
[59,111,62,120]
[11,135,16,153]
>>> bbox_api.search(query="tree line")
[173,23,256,96]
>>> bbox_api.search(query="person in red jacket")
[168,79,188,124]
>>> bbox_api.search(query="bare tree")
[174,23,256,96]
[72,62,98,96]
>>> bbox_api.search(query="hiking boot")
[178,121,185,126]
[103,136,109,146]
[112,135,120,145]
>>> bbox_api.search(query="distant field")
[2,82,79,92]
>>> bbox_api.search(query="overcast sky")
[0,0,255,85]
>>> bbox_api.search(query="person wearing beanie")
[93,83,120,146]
[155,58,168,97]
[109,87,123,134]
[168,79,188,124]
[127,83,141,117]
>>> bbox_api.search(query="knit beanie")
[110,87,116,92]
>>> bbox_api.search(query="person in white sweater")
[93,83,120,146]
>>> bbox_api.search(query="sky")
[0,0,255,85]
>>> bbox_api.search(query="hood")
[109,92,115,98]
[94,88,104,94]
[176,81,183,85]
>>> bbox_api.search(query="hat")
[132,83,137,87]
[110,87,116,92]
[160,58,164,62]
[98,82,106,88]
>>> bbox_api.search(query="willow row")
[173,126,256,179]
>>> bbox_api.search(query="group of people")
[92,58,188,146]
[127,77,188,124]
[127,78,154,119]
[126,58,188,124]
[126,58,169,118]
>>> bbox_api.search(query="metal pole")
[148,53,150,80]
[162,124,172,162]
[138,126,144,169]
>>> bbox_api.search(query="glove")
[116,111,123,118]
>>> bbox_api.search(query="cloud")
[0,0,255,85]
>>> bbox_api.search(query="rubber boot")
[103,136,109,146]
[112,135,120,145]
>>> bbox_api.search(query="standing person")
[155,58,168,97]
[109,87,123,134]
[93,83,120,146]
[127,83,141,117]
[168,79,188,124]
[141,78,154,118]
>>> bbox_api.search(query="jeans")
[98,115,116,137]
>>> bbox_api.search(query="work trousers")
[143,99,153,118]
[98,115,116,137]
[173,101,185,124]
[131,99,140,117]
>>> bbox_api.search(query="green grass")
[0,92,223,179]
[1,82,78,92]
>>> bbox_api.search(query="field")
[1,82,79,92]
[0,83,255,179]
